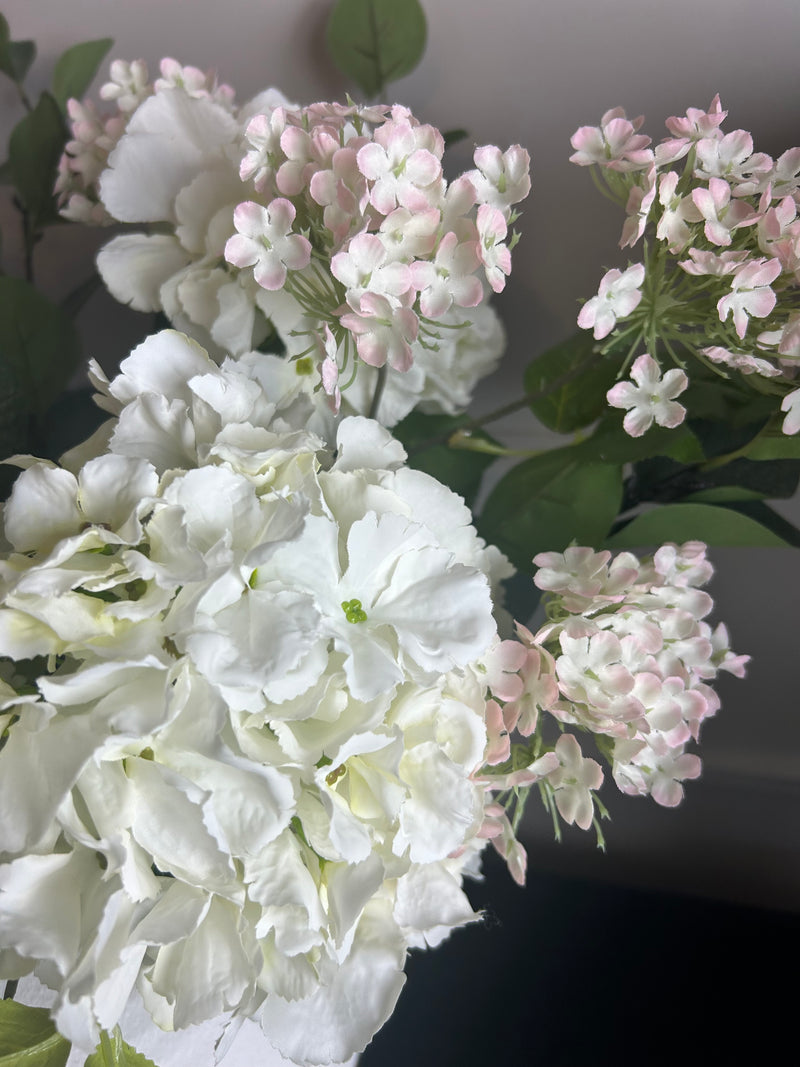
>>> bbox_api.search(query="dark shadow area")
[363,849,800,1067]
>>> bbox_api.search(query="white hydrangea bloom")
[0,330,518,1067]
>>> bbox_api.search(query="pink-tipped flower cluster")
[56,60,529,424]
[572,97,800,436]
[225,103,530,381]
[477,542,746,880]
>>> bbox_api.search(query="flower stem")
[407,352,597,454]
[368,364,387,420]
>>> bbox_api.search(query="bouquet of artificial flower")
[0,7,773,1066]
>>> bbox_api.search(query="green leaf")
[573,413,704,465]
[5,39,35,83]
[51,38,113,112]
[0,11,35,95]
[478,450,623,572]
[606,503,792,549]
[392,411,498,508]
[524,331,618,434]
[745,433,800,461]
[718,500,800,548]
[8,91,66,227]
[687,414,772,460]
[327,0,427,97]
[84,1028,158,1067]
[0,276,83,419]
[626,456,800,507]
[442,128,469,151]
[683,487,765,504]
[0,1000,70,1067]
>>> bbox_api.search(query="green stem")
[60,270,102,319]
[99,1028,118,1064]
[407,353,598,455]
[368,363,387,420]
[15,81,32,112]
[21,207,35,284]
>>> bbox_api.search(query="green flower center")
[341,598,368,623]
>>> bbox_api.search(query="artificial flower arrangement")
[0,2,794,1065]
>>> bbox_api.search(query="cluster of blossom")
[0,330,746,1062]
[54,58,230,224]
[570,96,800,436]
[57,56,526,427]
[480,544,747,852]
[0,328,537,1066]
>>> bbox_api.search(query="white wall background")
[2,0,799,909]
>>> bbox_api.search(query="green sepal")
[8,90,66,227]
[84,1028,158,1067]
[392,410,499,508]
[326,0,427,98]
[0,1000,70,1067]
[524,331,618,434]
[51,38,113,113]
[478,449,623,573]
[606,502,793,549]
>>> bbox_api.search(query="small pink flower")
[691,177,757,246]
[606,353,688,437]
[484,699,511,766]
[702,346,781,378]
[781,388,800,435]
[547,734,603,830]
[468,144,531,212]
[357,118,443,215]
[339,292,419,371]
[476,204,513,293]
[225,199,311,290]
[570,108,652,172]
[319,325,341,413]
[577,263,645,340]
[410,232,482,317]
[716,257,782,339]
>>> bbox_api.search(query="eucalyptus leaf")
[606,502,791,549]
[0,1000,70,1067]
[0,15,32,86]
[51,38,113,112]
[8,91,66,227]
[0,276,82,418]
[327,0,427,97]
[393,410,498,507]
[4,39,35,84]
[525,331,617,434]
[478,450,623,571]
[84,1029,157,1067]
